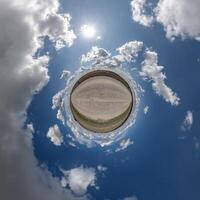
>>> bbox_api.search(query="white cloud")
[144,105,149,114]
[116,41,143,62]
[61,166,97,196]
[39,13,76,49]
[47,125,63,146]
[81,41,143,68]
[156,0,200,41]
[131,0,200,41]
[52,90,65,110]
[140,50,180,106]
[52,90,66,124]
[0,0,82,200]
[81,46,110,64]
[56,109,65,125]
[131,0,154,27]
[116,139,134,152]
[181,111,193,131]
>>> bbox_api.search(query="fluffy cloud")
[52,90,65,110]
[81,41,143,67]
[131,0,200,41]
[39,13,76,49]
[156,0,200,41]
[81,46,110,64]
[0,0,80,200]
[131,0,154,26]
[116,139,134,152]
[61,166,97,196]
[116,41,143,62]
[140,50,180,106]
[47,124,63,146]
[52,90,66,125]
[181,111,193,131]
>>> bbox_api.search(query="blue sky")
[1,0,200,200]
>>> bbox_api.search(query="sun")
[81,24,96,39]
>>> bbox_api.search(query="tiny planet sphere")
[70,70,134,133]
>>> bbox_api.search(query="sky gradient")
[1,0,200,200]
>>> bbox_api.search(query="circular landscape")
[70,70,135,133]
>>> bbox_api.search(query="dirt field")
[70,71,134,133]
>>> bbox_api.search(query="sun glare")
[81,24,96,39]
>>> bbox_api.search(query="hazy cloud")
[116,139,134,152]
[144,106,149,114]
[60,70,71,80]
[123,196,138,200]
[181,111,193,131]
[97,165,107,173]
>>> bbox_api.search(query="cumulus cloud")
[52,90,65,110]
[131,0,154,27]
[81,41,143,67]
[0,0,80,199]
[47,124,63,146]
[131,0,200,41]
[181,111,193,131]
[52,90,66,125]
[140,50,180,106]
[81,46,110,64]
[116,139,134,152]
[156,0,200,41]
[61,166,97,196]
[116,41,143,62]
[39,13,76,49]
